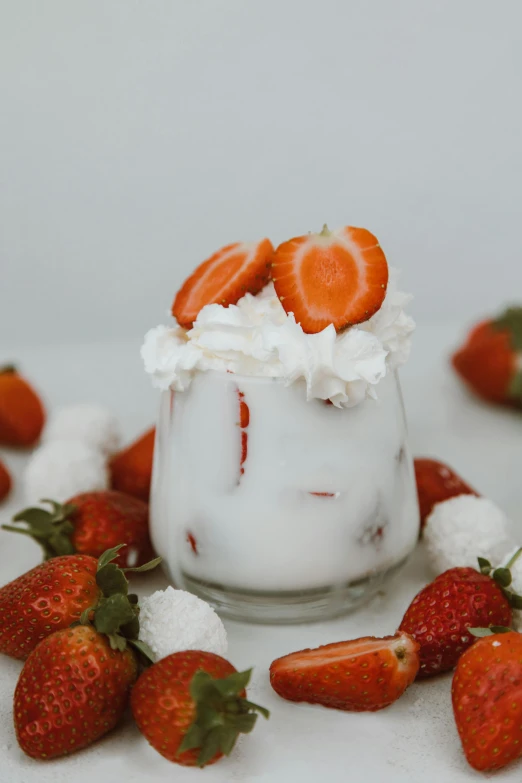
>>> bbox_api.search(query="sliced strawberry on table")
[172,238,274,328]
[414,457,477,530]
[0,459,11,502]
[272,225,389,334]
[270,632,419,712]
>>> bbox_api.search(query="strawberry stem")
[319,224,332,237]
[505,547,522,571]
[0,364,17,375]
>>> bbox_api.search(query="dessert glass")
[150,368,419,623]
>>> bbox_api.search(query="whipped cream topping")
[141,271,415,407]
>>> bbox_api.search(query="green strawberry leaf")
[509,592,522,610]
[477,557,492,575]
[123,556,162,574]
[196,729,222,768]
[509,371,522,402]
[97,544,126,570]
[178,724,204,753]
[7,500,76,560]
[128,638,156,665]
[469,626,512,637]
[108,633,128,652]
[213,669,252,697]
[181,667,269,768]
[120,615,140,641]
[494,307,522,351]
[94,594,136,635]
[96,563,129,597]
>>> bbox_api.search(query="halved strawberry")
[172,239,274,328]
[272,225,389,334]
[270,632,419,712]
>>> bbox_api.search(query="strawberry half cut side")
[173,238,274,328]
[272,225,388,334]
[270,632,419,712]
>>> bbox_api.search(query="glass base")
[180,557,409,624]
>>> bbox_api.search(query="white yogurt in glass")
[150,370,418,622]
[145,277,418,622]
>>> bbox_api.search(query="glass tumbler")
[150,369,419,623]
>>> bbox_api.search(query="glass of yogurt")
[143,228,419,623]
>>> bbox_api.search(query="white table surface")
[1,322,521,782]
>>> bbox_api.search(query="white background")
[1,0,522,345]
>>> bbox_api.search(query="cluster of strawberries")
[269,461,522,774]
[0,363,155,504]
[1,511,266,768]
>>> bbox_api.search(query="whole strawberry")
[0,365,45,447]
[131,650,269,767]
[4,490,154,568]
[110,427,155,502]
[399,565,514,678]
[15,625,137,759]
[413,458,477,530]
[452,308,522,407]
[13,545,159,759]
[269,632,419,712]
[0,554,99,660]
[452,630,522,771]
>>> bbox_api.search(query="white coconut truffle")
[24,439,109,503]
[424,495,516,576]
[44,404,121,455]
[138,586,228,661]
[500,546,522,632]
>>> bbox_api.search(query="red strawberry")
[173,238,274,328]
[452,308,522,407]
[452,630,522,771]
[0,554,100,660]
[14,625,138,759]
[272,224,388,334]
[398,566,513,678]
[269,632,419,712]
[5,491,154,568]
[131,651,269,768]
[414,458,477,529]
[0,459,12,501]
[0,365,45,447]
[12,545,159,759]
[110,427,155,502]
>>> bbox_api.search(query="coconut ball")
[24,439,109,503]
[138,586,228,661]
[44,404,121,455]
[424,495,516,576]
